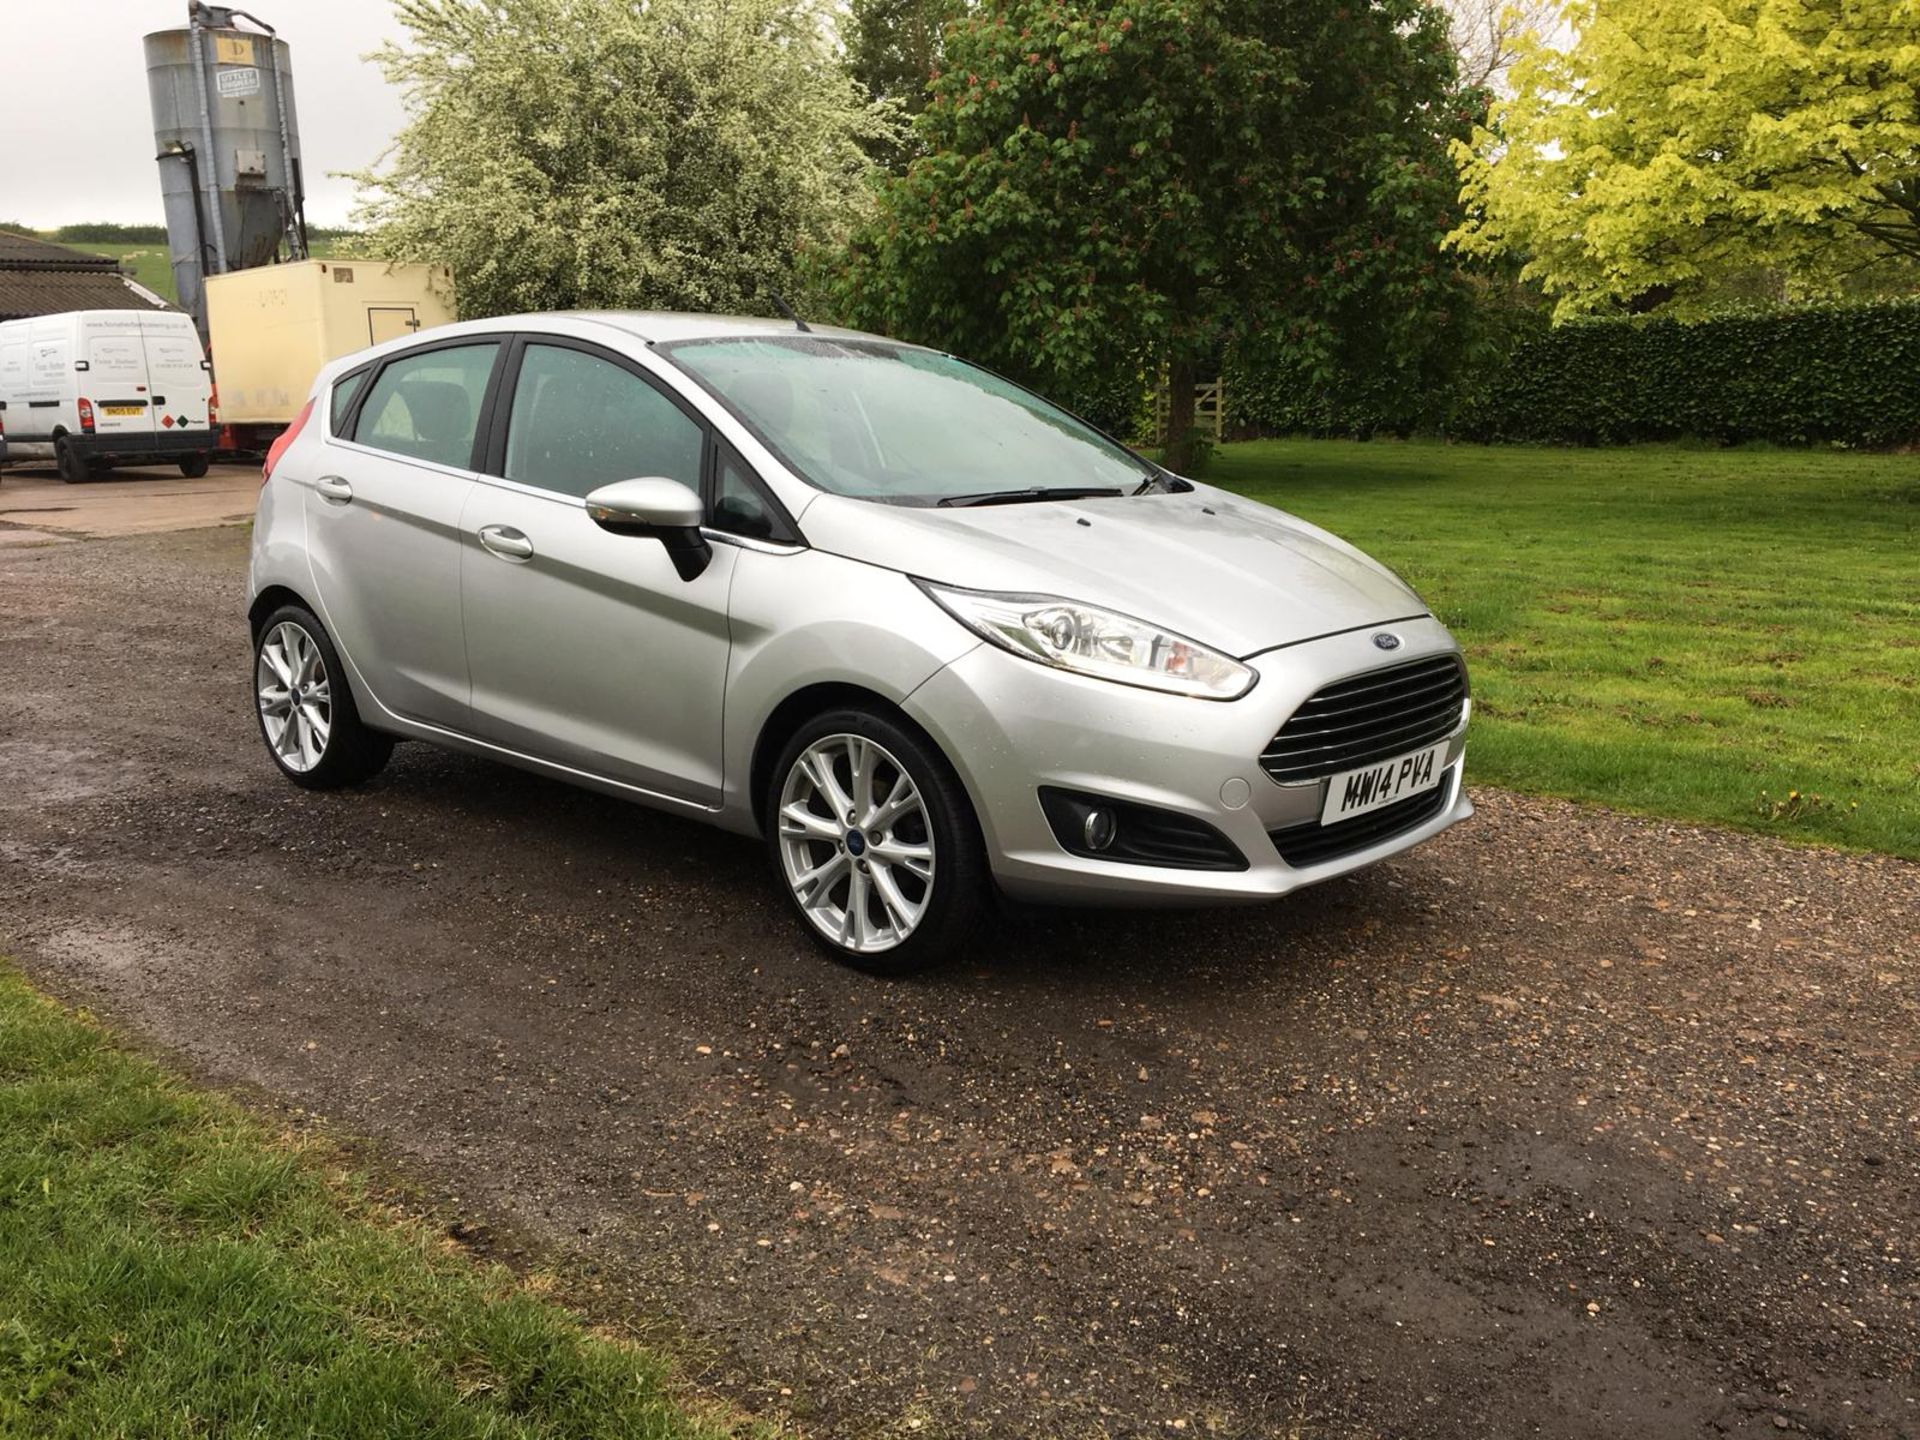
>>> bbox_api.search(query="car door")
[302,337,503,729]
[459,336,735,806]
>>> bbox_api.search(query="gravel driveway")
[1,525,1914,1439]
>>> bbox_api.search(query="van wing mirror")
[584,477,711,582]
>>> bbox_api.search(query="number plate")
[1320,741,1449,825]
[102,405,145,417]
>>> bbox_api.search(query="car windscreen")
[659,335,1154,504]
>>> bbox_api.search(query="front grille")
[1260,654,1467,785]
[1268,780,1452,868]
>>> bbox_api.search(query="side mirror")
[584,477,712,581]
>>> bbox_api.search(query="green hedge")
[1457,301,1920,447]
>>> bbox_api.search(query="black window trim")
[479,331,803,546]
[340,333,512,473]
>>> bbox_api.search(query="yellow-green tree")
[1452,0,1920,317]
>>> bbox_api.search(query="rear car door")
[459,336,735,804]
[302,337,504,729]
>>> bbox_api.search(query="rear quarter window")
[330,369,369,434]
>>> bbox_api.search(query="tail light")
[263,397,314,483]
[77,398,96,434]
[208,383,219,426]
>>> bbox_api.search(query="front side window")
[503,343,704,499]
[661,336,1153,505]
[352,342,498,469]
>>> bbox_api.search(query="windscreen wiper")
[935,486,1126,508]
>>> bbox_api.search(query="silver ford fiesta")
[247,312,1471,971]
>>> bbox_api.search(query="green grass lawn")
[0,965,740,1439]
[1209,439,1920,859]
[61,238,345,306]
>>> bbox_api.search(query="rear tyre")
[178,452,211,478]
[252,604,393,790]
[55,435,93,483]
[767,706,986,975]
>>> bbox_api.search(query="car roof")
[311,310,929,394]
[554,311,888,346]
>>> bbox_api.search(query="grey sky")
[2,0,408,228]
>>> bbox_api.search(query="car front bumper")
[905,616,1472,905]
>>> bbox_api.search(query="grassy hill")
[42,233,348,307]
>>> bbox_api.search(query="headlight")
[916,582,1255,700]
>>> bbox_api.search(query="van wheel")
[767,707,986,975]
[253,604,393,790]
[56,435,93,483]
[179,453,211,478]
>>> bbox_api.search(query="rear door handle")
[477,524,534,562]
[315,475,353,504]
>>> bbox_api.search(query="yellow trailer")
[205,259,455,427]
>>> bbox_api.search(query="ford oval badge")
[1372,632,1402,651]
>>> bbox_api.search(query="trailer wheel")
[55,435,94,484]
[179,453,211,478]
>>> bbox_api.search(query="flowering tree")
[354,0,898,317]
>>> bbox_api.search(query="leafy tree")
[817,0,1473,469]
[844,0,962,167]
[847,0,957,113]
[1452,0,1920,319]
[353,0,898,318]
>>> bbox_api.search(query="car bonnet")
[793,483,1429,659]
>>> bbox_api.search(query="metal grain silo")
[146,3,309,337]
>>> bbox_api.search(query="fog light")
[1082,807,1118,852]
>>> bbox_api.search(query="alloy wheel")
[256,621,332,773]
[777,733,935,954]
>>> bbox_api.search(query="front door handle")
[477,524,535,562]
[315,475,353,504]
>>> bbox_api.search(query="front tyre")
[768,708,985,974]
[253,604,393,790]
[178,452,211,478]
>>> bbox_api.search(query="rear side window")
[330,368,369,433]
[503,343,703,499]
[352,343,498,469]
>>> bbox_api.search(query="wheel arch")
[748,682,961,838]
[248,584,313,640]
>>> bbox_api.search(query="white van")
[0,310,215,481]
